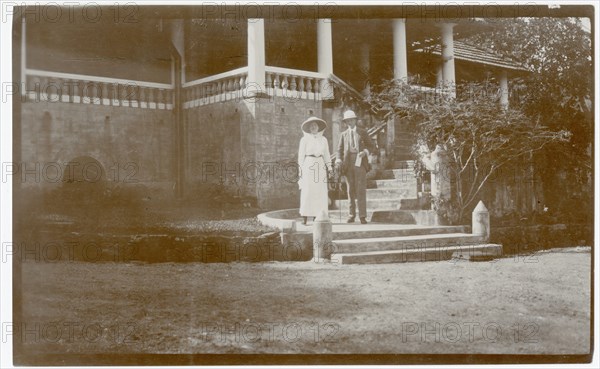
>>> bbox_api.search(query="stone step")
[399,197,431,210]
[393,138,414,147]
[331,233,486,254]
[328,210,376,221]
[332,224,469,241]
[365,187,417,200]
[331,243,502,264]
[367,178,417,189]
[370,209,443,226]
[379,168,418,180]
[337,198,401,211]
[392,160,416,169]
[394,153,415,161]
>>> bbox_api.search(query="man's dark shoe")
[346,217,355,223]
[360,217,367,224]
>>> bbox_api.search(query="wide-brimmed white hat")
[301,117,327,133]
[342,110,358,121]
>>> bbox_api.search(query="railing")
[23,69,174,110]
[182,67,248,108]
[328,74,382,117]
[411,84,454,102]
[182,66,330,108]
[367,121,387,137]
[264,66,327,101]
[22,67,402,116]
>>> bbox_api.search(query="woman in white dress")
[298,117,331,225]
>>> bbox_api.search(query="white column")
[499,69,509,108]
[393,18,408,82]
[440,23,456,98]
[436,64,443,88]
[170,19,186,84]
[247,19,266,93]
[317,19,333,98]
[360,43,370,96]
[317,19,333,75]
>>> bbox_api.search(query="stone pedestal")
[313,210,333,262]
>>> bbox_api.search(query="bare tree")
[370,80,570,223]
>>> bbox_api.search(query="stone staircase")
[336,160,419,213]
[328,160,501,264]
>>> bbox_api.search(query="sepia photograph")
[1,0,597,366]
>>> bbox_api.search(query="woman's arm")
[298,136,306,168]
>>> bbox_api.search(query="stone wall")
[490,224,593,255]
[252,96,325,209]
[246,94,378,209]
[184,97,324,209]
[20,101,175,190]
[184,100,242,193]
[20,94,380,210]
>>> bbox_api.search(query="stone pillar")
[430,144,451,200]
[313,210,333,262]
[317,19,334,98]
[440,23,456,98]
[472,201,490,241]
[247,19,266,94]
[392,19,408,81]
[499,69,509,109]
[170,19,186,84]
[359,42,370,96]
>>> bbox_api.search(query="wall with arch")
[19,101,175,191]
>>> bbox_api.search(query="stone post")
[472,201,490,241]
[313,209,333,262]
[430,144,451,200]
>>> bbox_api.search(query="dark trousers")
[344,153,367,218]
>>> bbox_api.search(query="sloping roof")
[413,41,528,72]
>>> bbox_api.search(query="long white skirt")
[299,156,329,217]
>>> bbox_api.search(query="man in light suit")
[335,110,375,224]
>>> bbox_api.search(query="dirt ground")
[13,192,593,363]
[17,248,591,357]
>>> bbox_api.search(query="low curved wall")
[257,208,299,231]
